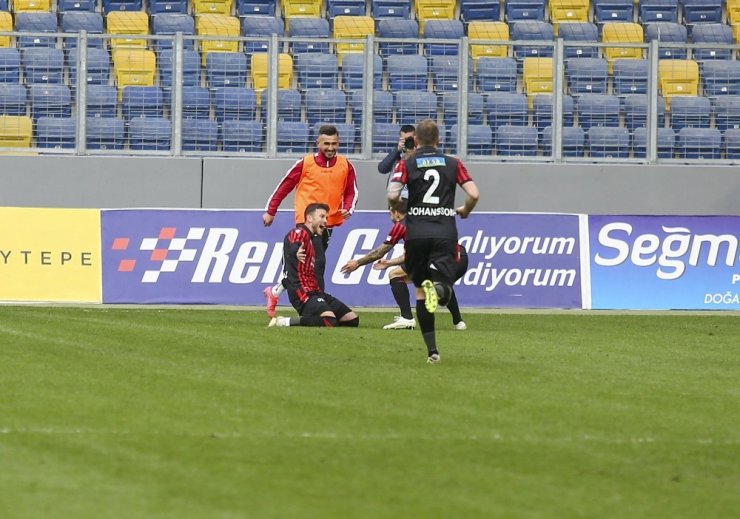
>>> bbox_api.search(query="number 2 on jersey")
[422,169,440,204]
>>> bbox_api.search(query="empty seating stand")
[460,0,500,22]
[221,120,264,152]
[213,87,258,122]
[128,117,172,150]
[588,127,631,158]
[36,117,76,149]
[633,127,675,159]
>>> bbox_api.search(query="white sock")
[271,284,285,297]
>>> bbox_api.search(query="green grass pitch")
[1,306,738,518]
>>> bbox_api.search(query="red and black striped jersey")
[383,220,407,246]
[282,224,321,301]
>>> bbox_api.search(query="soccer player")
[262,124,359,318]
[387,119,479,363]
[269,203,360,328]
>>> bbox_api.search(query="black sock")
[446,289,463,324]
[390,278,413,320]
[416,300,438,355]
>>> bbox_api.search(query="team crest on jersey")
[416,157,446,168]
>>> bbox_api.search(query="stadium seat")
[691,24,733,62]
[475,57,518,92]
[128,116,171,150]
[0,49,21,83]
[576,93,620,128]
[312,122,356,153]
[702,61,740,97]
[151,14,196,51]
[681,0,723,25]
[181,86,211,119]
[523,57,553,103]
[107,11,150,50]
[149,0,189,13]
[264,88,302,122]
[36,117,76,149]
[387,54,429,91]
[511,21,555,60]
[541,125,585,157]
[669,96,711,130]
[29,85,72,120]
[621,93,666,131]
[612,59,649,95]
[0,85,28,116]
[58,0,97,12]
[236,0,276,16]
[423,19,464,56]
[121,86,165,120]
[602,22,644,71]
[713,96,740,132]
[192,0,234,15]
[304,88,347,124]
[212,87,258,122]
[558,22,598,59]
[206,52,248,88]
[588,127,630,158]
[505,0,547,22]
[532,93,575,133]
[460,0,501,22]
[276,120,309,153]
[0,115,33,148]
[549,0,590,31]
[326,0,365,17]
[68,48,112,86]
[158,49,201,89]
[221,119,264,152]
[372,0,411,19]
[341,54,382,90]
[566,58,608,94]
[639,0,678,23]
[632,127,675,158]
[723,128,740,159]
[15,12,58,48]
[294,53,339,90]
[377,19,420,59]
[242,16,284,54]
[333,16,374,65]
[394,90,438,124]
[86,85,118,117]
[251,53,293,91]
[349,89,394,124]
[416,0,456,27]
[62,12,105,49]
[450,123,493,155]
[86,117,125,150]
[113,49,157,91]
[281,0,322,18]
[658,59,700,107]
[197,14,240,65]
[102,0,143,15]
[0,12,11,48]
[645,22,688,60]
[440,91,485,125]
[593,0,633,23]
[431,56,473,92]
[468,21,509,60]
[182,118,219,151]
[22,48,65,84]
[288,18,330,55]
[372,122,400,152]
[676,127,722,158]
[486,92,529,129]
[728,0,740,25]
[495,124,538,156]
[12,0,51,12]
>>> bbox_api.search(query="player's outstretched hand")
[262,212,274,227]
[341,259,359,273]
[339,209,352,220]
[373,259,390,271]
[456,206,471,219]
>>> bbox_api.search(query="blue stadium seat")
[181,86,211,119]
[566,58,608,94]
[349,89,394,124]
[22,48,65,85]
[576,93,620,129]
[377,19,420,59]
[712,96,740,132]
[449,124,493,155]
[593,0,634,23]
[691,24,733,62]
[558,22,599,59]
[612,59,649,95]
[723,128,740,159]
[0,49,21,84]
[431,56,473,92]
[326,0,366,17]
[288,18,330,55]
[206,52,248,88]
[486,92,528,129]
[62,12,105,49]
[68,48,111,86]
[639,0,678,23]
[237,0,277,16]
[506,0,546,22]
[15,13,58,49]
[440,91,485,125]
[149,0,188,13]
[86,85,118,118]
[121,86,165,120]
[423,20,464,56]
[532,94,575,134]
[681,0,723,25]
[0,84,27,116]
[702,61,740,97]
[371,0,411,19]
[274,89,303,122]
[312,122,356,153]
[102,0,143,15]
[295,53,339,90]
[394,90,438,125]
[221,120,264,152]
[304,88,347,124]
[669,96,711,130]
[372,122,400,152]
[36,117,76,149]
[387,54,428,91]
[541,126,586,157]
[158,49,201,90]
[212,87,257,122]
[86,117,125,150]
[495,124,537,156]
[242,16,284,54]
[276,121,309,153]
[621,93,666,131]
[151,14,196,51]
[588,126,631,158]
[128,117,172,150]
[510,21,554,60]
[341,54,382,90]
[182,119,219,151]
[58,0,97,11]
[29,85,72,120]
[632,127,675,158]
[676,127,722,158]
[645,22,688,60]
[476,57,518,92]
[460,0,501,22]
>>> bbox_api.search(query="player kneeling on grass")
[269,203,360,328]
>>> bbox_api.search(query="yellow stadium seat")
[659,59,699,108]
[469,21,509,60]
[523,57,553,107]
[333,15,374,65]
[602,22,644,72]
[0,12,12,48]
[193,0,234,15]
[729,0,740,25]
[196,14,240,65]
[251,52,293,91]
[107,11,149,49]
[113,49,156,94]
[416,0,456,26]
[733,23,740,43]
[0,116,33,148]
[11,0,51,12]
[281,0,322,18]
[549,0,590,33]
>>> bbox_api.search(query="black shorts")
[295,292,352,320]
[455,245,469,281]
[404,238,459,287]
